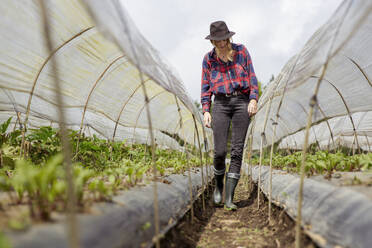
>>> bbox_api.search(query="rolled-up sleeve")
[244,47,259,101]
[201,55,212,113]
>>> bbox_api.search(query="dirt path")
[162,179,317,248]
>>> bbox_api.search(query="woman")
[201,20,258,210]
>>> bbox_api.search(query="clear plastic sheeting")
[6,168,213,248]
[249,166,372,248]
[0,0,212,150]
[278,111,372,151]
[251,0,372,150]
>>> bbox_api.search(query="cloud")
[123,0,343,101]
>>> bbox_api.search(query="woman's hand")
[203,112,212,128]
[247,99,257,116]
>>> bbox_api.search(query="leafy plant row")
[0,118,203,228]
[250,150,372,176]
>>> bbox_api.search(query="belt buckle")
[227,91,238,97]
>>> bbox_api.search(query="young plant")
[0,232,11,248]
[88,179,112,201]
[73,164,95,206]
[10,154,64,220]
[26,126,61,164]
[0,117,21,168]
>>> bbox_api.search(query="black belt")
[216,91,244,98]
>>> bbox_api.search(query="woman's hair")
[211,38,234,62]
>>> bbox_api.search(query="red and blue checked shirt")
[200,43,259,113]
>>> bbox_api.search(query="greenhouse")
[0,0,371,248]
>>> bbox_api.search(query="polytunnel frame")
[110,0,163,245]
[171,118,183,136]
[255,93,275,209]
[275,118,302,149]
[174,96,195,223]
[364,134,371,152]
[75,54,189,150]
[137,95,203,223]
[315,102,336,148]
[14,112,22,131]
[260,76,365,152]
[345,55,372,87]
[286,92,337,149]
[71,54,130,155]
[131,89,194,149]
[264,83,314,220]
[4,1,212,246]
[76,54,126,147]
[175,117,194,141]
[277,122,299,149]
[344,55,372,151]
[253,64,290,210]
[257,81,336,151]
[100,52,206,150]
[1,89,21,126]
[253,50,327,227]
[310,75,360,153]
[281,95,323,150]
[154,58,210,158]
[20,25,95,155]
[162,104,210,167]
[38,1,79,247]
[247,3,372,246]
[130,85,206,156]
[128,62,209,156]
[108,0,211,245]
[82,123,108,139]
[14,18,184,152]
[356,112,371,152]
[167,117,185,146]
[267,0,372,149]
[191,114,212,211]
[112,78,151,141]
[170,114,208,153]
[293,0,357,245]
[132,89,168,141]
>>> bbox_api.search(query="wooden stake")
[39,1,78,247]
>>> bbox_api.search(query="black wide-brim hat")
[205,21,235,41]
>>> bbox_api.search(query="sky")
[122,0,343,102]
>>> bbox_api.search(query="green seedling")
[141,222,151,231]
[0,119,203,224]
[73,165,95,205]
[10,154,63,219]
[88,179,112,201]
[0,232,11,248]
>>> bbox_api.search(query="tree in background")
[258,81,262,98]
[194,100,202,114]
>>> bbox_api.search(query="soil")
[161,178,317,248]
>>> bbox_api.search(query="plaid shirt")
[200,43,259,113]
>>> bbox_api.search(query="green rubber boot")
[224,173,240,211]
[213,167,225,205]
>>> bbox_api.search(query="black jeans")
[211,94,250,174]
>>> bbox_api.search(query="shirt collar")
[208,43,237,62]
[208,47,217,61]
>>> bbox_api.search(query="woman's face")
[214,39,228,50]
